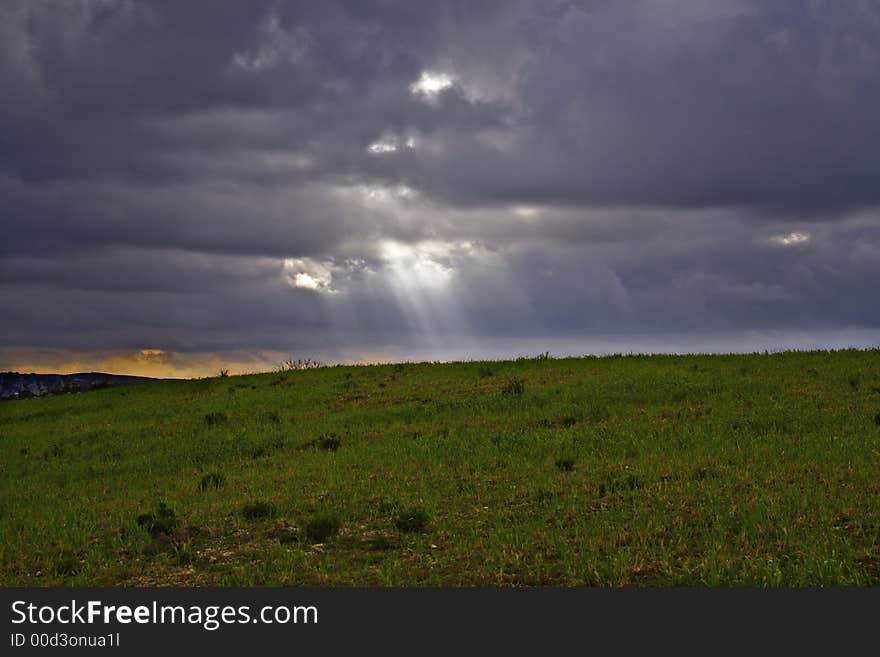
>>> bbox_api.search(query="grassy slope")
[1,350,878,586]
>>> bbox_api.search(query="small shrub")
[218,368,230,378]
[263,411,281,424]
[477,366,493,378]
[395,508,430,533]
[555,458,575,472]
[280,357,324,371]
[501,378,525,396]
[204,412,227,426]
[305,514,341,543]
[136,502,177,538]
[242,501,276,520]
[875,412,880,427]
[198,472,225,491]
[319,434,341,451]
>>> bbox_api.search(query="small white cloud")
[367,141,398,154]
[292,272,323,290]
[362,184,417,203]
[367,134,418,154]
[768,231,811,247]
[283,258,335,292]
[410,71,454,100]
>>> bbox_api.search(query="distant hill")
[0,371,163,400]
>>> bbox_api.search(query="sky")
[2,0,880,377]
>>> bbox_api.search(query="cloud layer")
[2,1,880,374]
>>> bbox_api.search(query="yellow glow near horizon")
[2,349,293,379]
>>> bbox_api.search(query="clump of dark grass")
[369,534,397,551]
[242,501,276,520]
[477,365,494,378]
[262,411,281,424]
[136,502,177,538]
[535,488,558,505]
[692,465,717,481]
[275,529,300,545]
[204,412,227,426]
[304,514,341,543]
[874,412,880,426]
[501,378,525,396]
[319,434,341,451]
[250,437,285,459]
[198,472,225,492]
[555,458,575,472]
[55,548,80,577]
[377,499,400,515]
[395,508,430,533]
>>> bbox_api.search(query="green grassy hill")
[2,350,879,586]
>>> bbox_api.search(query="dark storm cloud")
[2,0,880,371]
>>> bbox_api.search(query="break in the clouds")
[2,1,880,375]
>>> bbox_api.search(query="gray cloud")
[2,0,879,372]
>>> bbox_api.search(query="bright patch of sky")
[410,71,454,100]
[768,231,811,247]
[283,258,335,292]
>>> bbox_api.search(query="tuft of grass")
[204,412,227,426]
[241,502,276,520]
[319,434,341,451]
[395,508,430,533]
[555,458,575,472]
[136,502,177,539]
[198,472,225,492]
[501,378,525,396]
[304,514,341,543]
[54,549,80,577]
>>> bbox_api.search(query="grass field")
[1,349,879,586]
